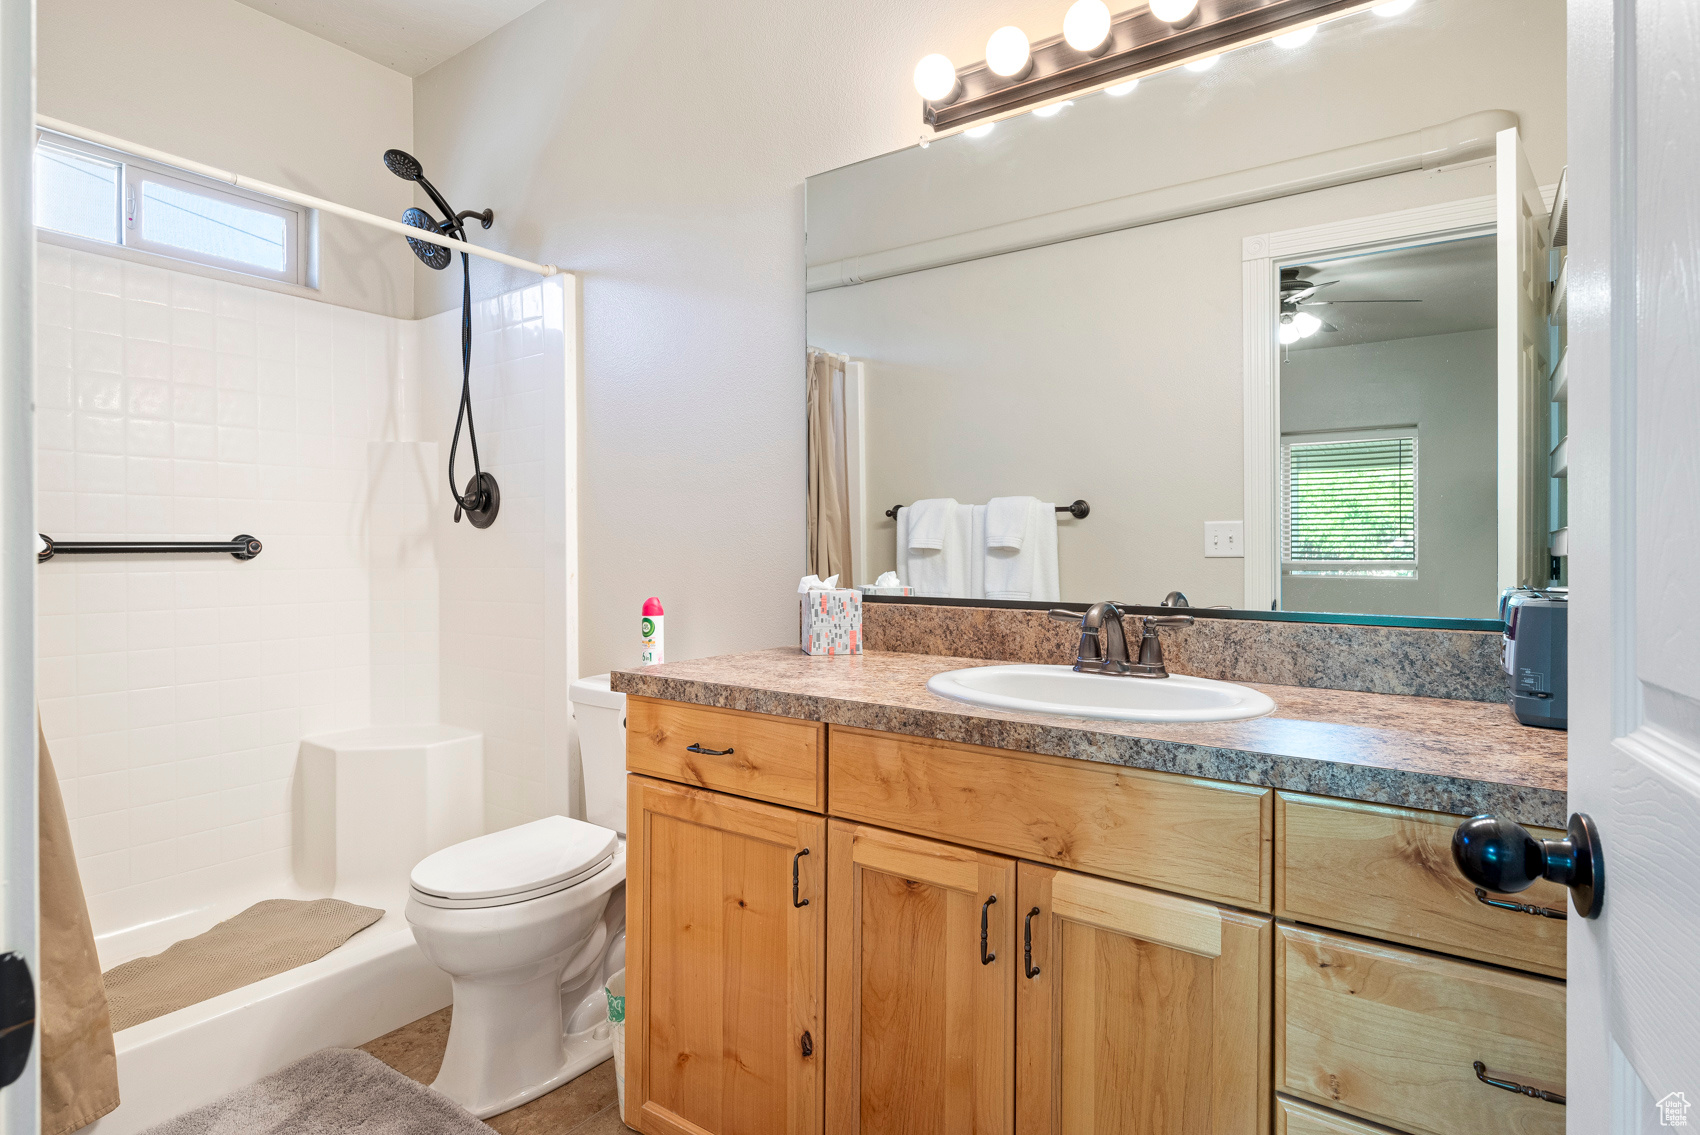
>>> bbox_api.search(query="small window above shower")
[33,131,315,288]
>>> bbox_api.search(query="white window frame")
[1281,425,1420,579]
[34,129,317,290]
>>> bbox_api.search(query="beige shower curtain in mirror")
[806,349,853,586]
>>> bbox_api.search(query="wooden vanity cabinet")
[824,822,1016,1135]
[623,699,1565,1135]
[625,776,825,1135]
[1017,863,1272,1135]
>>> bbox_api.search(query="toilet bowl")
[404,674,629,1118]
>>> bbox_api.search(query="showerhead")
[402,208,452,271]
[382,147,461,246]
[383,149,423,181]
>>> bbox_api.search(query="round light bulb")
[1278,322,1301,345]
[1106,79,1139,96]
[1184,54,1219,72]
[1293,312,1323,338]
[1372,0,1415,15]
[913,54,959,101]
[1149,0,1199,23]
[965,122,996,138]
[1273,24,1317,48]
[986,26,1032,78]
[1031,100,1072,118]
[1064,0,1113,52]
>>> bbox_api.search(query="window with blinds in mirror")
[1281,430,1418,579]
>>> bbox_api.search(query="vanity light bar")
[922,0,1383,131]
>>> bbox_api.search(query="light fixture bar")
[924,0,1380,130]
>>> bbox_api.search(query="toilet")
[405,674,629,1118]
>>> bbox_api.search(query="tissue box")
[859,584,915,596]
[800,589,862,655]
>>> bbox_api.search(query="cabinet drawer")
[626,697,824,811]
[1276,1096,1408,1135]
[1276,793,1566,977]
[829,725,1271,910]
[1277,924,1565,1135]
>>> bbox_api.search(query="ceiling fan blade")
[1321,322,1340,333]
[1309,298,1424,304]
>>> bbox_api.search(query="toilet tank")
[570,675,626,834]
[298,724,483,906]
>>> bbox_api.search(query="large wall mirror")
[803,0,1565,626]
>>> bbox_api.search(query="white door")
[1567,0,1700,1129]
[0,0,38,1129]
[1496,125,1551,594]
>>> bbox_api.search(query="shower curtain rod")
[35,115,562,278]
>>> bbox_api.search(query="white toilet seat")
[410,815,618,907]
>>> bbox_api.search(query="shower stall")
[33,129,579,1131]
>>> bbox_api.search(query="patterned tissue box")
[800,589,862,656]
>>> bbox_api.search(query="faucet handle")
[1144,614,1194,628]
[1047,609,1084,623]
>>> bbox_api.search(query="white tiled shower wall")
[36,243,569,937]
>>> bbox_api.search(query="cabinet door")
[627,775,825,1135]
[825,820,1016,1135]
[1016,863,1272,1135]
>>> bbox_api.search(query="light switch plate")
[1204,521,1244,558]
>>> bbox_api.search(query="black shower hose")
[445,249,483,518]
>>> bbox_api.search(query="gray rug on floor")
[140,1048,490,1135]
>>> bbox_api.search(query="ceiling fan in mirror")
[1278,265,1420,343]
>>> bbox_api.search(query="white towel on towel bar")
[898,499,981,598]
[984,498,1059,601]
[985,496,1032,551]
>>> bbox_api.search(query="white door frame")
[0,0,36,1126]
[1241,195,1499,611]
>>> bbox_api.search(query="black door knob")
[1451,812,1604,919]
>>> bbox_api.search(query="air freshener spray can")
[641,597,665,665]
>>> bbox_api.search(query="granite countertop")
[611,648,1567,827]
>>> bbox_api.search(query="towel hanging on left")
[39,722,120,1135]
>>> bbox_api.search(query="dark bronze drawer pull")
[1474,1061,1565,1105]
[1475,887,1567,920]
[980,895,997,965]
[686,743,733,756]
[1023,907,1041,979]
[792,849,810,908]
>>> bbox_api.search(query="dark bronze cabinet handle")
[1475,887,1566,920]
[980,895,997,965]
[1474,1061,1565,1105]
[1023,907,1041,978]
[792,849,810,908]
[686,743,734,756]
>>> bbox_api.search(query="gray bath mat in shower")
[140,1048,491,1135]
[103,898,383,1032]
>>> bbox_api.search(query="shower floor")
[85,887,449,1135]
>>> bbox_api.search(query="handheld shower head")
[382,149,423,181]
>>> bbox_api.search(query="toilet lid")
[410,815,618,902]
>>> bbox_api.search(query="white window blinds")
[1283,434,1417,567]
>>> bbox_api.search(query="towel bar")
[885,500,1089,521]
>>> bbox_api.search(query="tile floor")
[362,1007,632,1134]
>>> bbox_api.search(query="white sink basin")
[926,664,1275,724]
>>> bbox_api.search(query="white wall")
[38,0,416,319]
[417,278,577,832]
[409,0,1110,677]
[35,240,573,933]
[34,242,410,934]
[806,0,1566,268]
[1280,329,1498,618]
